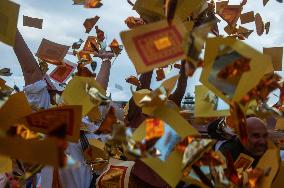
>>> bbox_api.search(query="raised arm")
[13,28,42,86]
[96,59,112,90]
[127,70,153,124]
[168,60,187,107]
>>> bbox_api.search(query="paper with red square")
[234,153,254,171]
[133,26,184,66]
[50,59,76,83]
[121,19,187,74]
[36,38,70,65]
[96,158,135,188]
[24,105,82,142]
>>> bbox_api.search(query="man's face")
[244,122,268,157]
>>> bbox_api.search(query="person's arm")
[168,60,188,107]
[13,29,43,86]
[136,70,153,91]
[127,71,153,124]
[96,59,112,90]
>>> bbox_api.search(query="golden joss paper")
[96,158,135,188]
[38,59,49,75]
[15,124,40,140]
[0,136,65,167]
[241,73,281,106]
[263,47,283,71]
[255,13,265,36]
[234,153,254,171]
[0,78,13,94]
[200,37,273,104]
[0,0,19,47]
[132,75,179,109]
[62,76,106,115]
[194,85,230,117]
[131,121,184,187]
[0,155,12,173]
[230,102,248,145]
[154,36,172,50]
[76,63,95,78]
[134,0,204,22]
[83,36,99,53]
[23,105,82,142]
[218,5,241,26]
[216,1,229,14]
[49,59,77,83]
[77,50,92,62]
[240,11,255,24]
[134,75,179,109]
[36,38,70,65]
[23,15,43,29]
[224,24,237,35]
[124,17,145,29]
[143,104,199,141]
[2,0,283,186]
[217,56,250,81]
[237,26,253,39]
[263,0,270,6]
[95,26,105,42]
[126,76,141,87]
[83,16,100,33]
[133,0,164,23]
[121,18,187,74]
[164,0,178,22]
[272,161,284,188]
[96,106,117,134]
[132,89,151,108]
[0,78,6,87]
[87,106,101,123]
[84,139,109,171]
[256,142,280,188]
[140,151,183,187]
[129,100,199,187]
[84,0,103,8]
[182,176,209,188]
[73,0,85,5]
[0,92,32,130]
[182,138,213,168]
[109,39,123,56]
[275,117,284,130]
[138,87,167,108]
[176,0,206,21]
[156,68,165,81]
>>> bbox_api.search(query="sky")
[1,0,284,102]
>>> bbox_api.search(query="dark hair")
[207,118,224,140]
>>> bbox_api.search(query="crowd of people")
[1,0,284,187]
[0,28,281,188]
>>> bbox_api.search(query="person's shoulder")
[218,136,241,153]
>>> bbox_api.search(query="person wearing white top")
[7,28,117,188]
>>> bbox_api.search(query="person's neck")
[243,146,262,160]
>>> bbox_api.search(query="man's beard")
[252,145,267,157]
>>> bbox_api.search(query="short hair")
[207,118,224,140]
